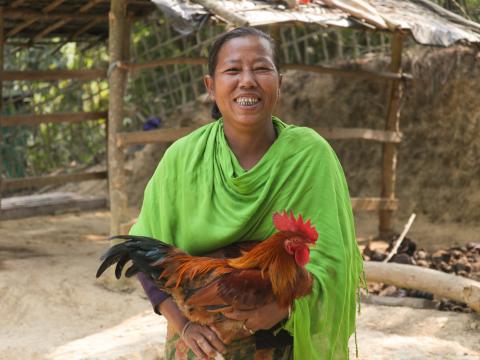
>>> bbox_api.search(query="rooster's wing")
[185,269,275,312]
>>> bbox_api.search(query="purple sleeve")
[137,272,170,315]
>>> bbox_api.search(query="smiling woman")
[204,28,282,171]
[131,26,363,360]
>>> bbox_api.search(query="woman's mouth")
[235,97,260,107]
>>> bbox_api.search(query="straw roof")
[153,0,480,46]
[0,0,156,44]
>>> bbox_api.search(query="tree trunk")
[364,261,480,313]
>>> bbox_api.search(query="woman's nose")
[239,70,256,88]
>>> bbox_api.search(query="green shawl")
[130,117,364,359]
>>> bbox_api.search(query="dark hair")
[207,27,280,120]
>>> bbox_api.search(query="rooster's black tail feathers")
[95,235,171,279]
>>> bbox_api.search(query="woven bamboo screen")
[125,16,397,131]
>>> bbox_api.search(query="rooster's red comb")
[272,211,318,243]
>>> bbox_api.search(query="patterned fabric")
[165,324,293,360]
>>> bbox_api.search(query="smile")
[235,97,260,106]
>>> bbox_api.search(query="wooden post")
[108,0,128,236]
[269,24,281,67]
[0,7,4,215]
[379,33,404,239]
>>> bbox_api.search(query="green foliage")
[2,42,109,178]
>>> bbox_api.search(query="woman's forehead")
[217,36,274,64]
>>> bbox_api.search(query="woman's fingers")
[205,327,227,354]
[182,322,226,359]
[196,335,218,359]
[182,332,207,359]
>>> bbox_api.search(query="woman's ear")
[204,75,215,100]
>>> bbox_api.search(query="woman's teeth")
[236,97,259,106]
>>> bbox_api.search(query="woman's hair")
[207,27,280,120]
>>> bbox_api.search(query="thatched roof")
[2,1,479,47]
[0,0,156,44]
[153,0,480,47]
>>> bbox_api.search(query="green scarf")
[130,117,364,359]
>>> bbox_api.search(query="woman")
[131,27,363,359]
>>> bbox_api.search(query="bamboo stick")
[43,0,67,12]
[116,126,402,148]
[0,111,107,127]
[108,0,128,236]
[8,0,66,38]
[49,19,101,55]
[314,127,402,142]
[2,171,108,191]
[379,33,404,238]
[33,19,68,42]
[7,18,36,37]
[120,57,412,81]
[33,0,104,43]
[116,126,201,148]
[335,31,344,59]
[11,0,26,7]
[284,63,410,80]
[4,10,106,21]
[0,7,4,212]
[1,69,107,81]
[321,32,330,62]
[364,261,480,313]
[383,213,416,263]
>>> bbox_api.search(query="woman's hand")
[224,302,289,333]
[181,322,226,360]
[158,298,226,359]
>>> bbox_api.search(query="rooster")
[96,211,317,343]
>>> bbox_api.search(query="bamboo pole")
[116,126,402,148]
[0,7,4,213]
[2,171,108,191]
[7,0,66,37]
[0,111,107,127]
[121,57,411,81]
[4,10,106,21]
[1,69,107,81]
[284,63,410,80]
[108,0,128,236]
[11,0,26,7]
[379,33,404,239]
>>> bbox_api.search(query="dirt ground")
[1,210,479,360]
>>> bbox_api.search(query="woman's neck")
[223,120,277,171]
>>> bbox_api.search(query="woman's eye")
[225,68,240,73]
[255,67,272,72]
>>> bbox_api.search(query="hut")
[0,0,479,240]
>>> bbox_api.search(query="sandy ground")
[1,210,479,360]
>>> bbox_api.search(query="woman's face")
[204,35,281,129]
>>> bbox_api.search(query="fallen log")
[364,261,480,313]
